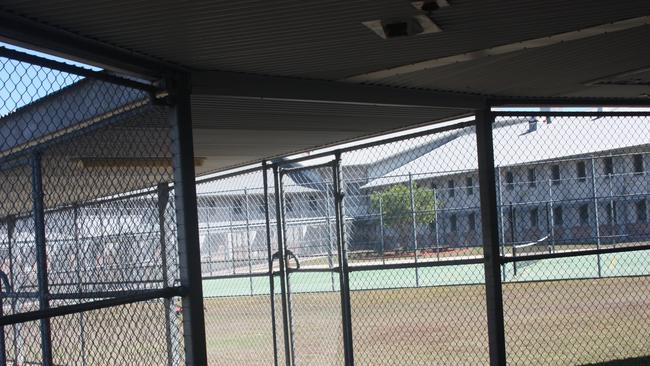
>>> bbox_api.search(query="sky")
[0,42,100,117]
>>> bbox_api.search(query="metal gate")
[272,158,354,366]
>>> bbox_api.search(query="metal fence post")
[325,184,336,291]
[408,173,420,287]
[332,153,355,366]
[548,179,555,252]
[433,188,440,261]
[496,166,506,281]
[475,107,507,366]
[31,152,53,366]
[0,264,5,366]
[5,216,21,366]
[262,163,280,366]
[72,205,87,366]
[244,188,254,295]
[591,158,602,277]
[379,197,386,265]
[157,183,177,366]
[168,75,208,366]
[273,165,295,366]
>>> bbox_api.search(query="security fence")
[1,45,650,366]
[0,47,203,365]
[198,112,650,365]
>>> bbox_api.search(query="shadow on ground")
[582,356,650,365]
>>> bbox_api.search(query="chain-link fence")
[0,47,197,365]
[197,111,650,365]
[2,44,649,366]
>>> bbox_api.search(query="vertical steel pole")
[591,158,602,277]
[475,107,507,366]
[31,152,53,366]
[244,188,254,295]
[433,188,440,261]
[548,179,555,253]
[408,173,420,287]
[0,269,5,366]
[496,166,506,281]
[608,173,617,246]
[262,163,280,366]
[157,184,176,366]
[72,205,87,366]
[379,197,385,265]
[333,153,355,366]
[5,217,21,366]
[229,218,236,275]
[325,184,336,291]
[273,166,295,366]
[168,75,208,366]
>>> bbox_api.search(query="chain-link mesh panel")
[341,125,489,365]
[494,113,650,365]
[196,169,280,365]
[0,51,184,365]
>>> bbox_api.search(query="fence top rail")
[0,46,159,94]
[494,111,650,117]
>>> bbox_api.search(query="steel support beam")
[168,75,208,366]
[31,152,53,366]
[475,107,507,366]
[191,71,483,110]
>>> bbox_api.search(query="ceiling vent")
[363,15,441,39]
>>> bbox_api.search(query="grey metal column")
[408,173,420,287]
[168,75,208,366]
[273,165,295,366]
[379,197,386,265]
[475,107,507,366]
[591,158,602,277]
[244,188,254,295]
[5,216,21,366]
[31,152,53,366]
[325,183,336,291]
[72,205,87,366]
[496,166,506,281]
[332,153,355,366]
[157,183,176,366]
[262,163,280,366]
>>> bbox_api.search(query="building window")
[633,154,644,175]
[505,171,514,191]
[233,198,243,215]
[529,208,539,228]
[603,157,614,176]
[576,161,587,182]
[468,212,476,231]
[551,165,560,185]
[528,168,536,188]
[636,200,647,223]
[579,204,589,225]
[450,214,458,232]
[448,180,455,197]
[553,206,563,227]
[466,177,474,195]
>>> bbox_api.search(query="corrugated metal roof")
[369,25,650,98]
[364,116,650,188]
[2,0,649,83]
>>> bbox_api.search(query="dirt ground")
[202,276,650,365]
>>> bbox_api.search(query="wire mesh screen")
[196,169,280,365]
[0,51,184,365]
[493,112,650,365]
[342,126,489,365]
